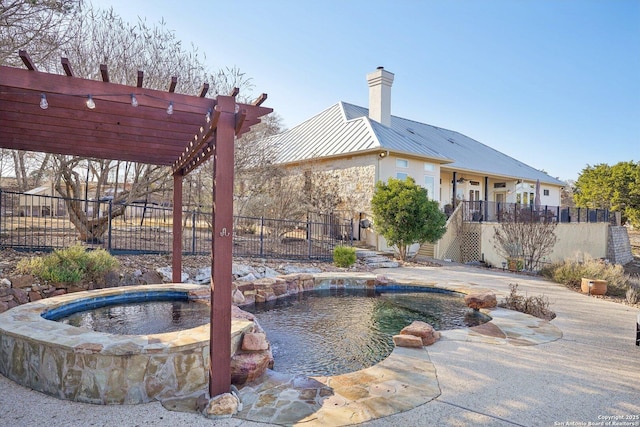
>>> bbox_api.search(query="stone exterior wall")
[285,155,377,218]
[607,226,634,265]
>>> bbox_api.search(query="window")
[423,162,435,171]
[396,172,408,180]
[424,176,435,199]
[396,159,408,168]
[494,182,506,188]
[543,189,549,196]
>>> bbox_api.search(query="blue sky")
[99,0,639,182]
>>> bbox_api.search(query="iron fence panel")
[0,190,353,260]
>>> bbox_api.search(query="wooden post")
[209,95,235,397]
[172,173,183,283]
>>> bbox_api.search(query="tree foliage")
[574,161,640,227]
[1,3,260,241]
[371,177,447,260]
[0,0,79,68]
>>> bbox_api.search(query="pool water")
[58,300,210,335]
[55,287,488,376]
[244,288,489,376]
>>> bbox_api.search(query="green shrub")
[17,245,119,284]
[333,246,357,268]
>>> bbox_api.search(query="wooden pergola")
[0,51,272,397]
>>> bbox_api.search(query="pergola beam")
[252,93,268,106]
[169,76,178,93]
[61,58,74,76]
[100,64,109,82]
[18,50,36,71]
[199,83,209,98]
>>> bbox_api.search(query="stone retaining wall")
[607,225,634,265]
[232,272,383,306]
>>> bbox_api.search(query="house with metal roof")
[261,67,567,253]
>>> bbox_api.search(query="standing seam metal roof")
[268,101,565,186]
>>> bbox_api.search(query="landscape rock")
[10,288,29,305]
[0,301,8,313]
[202,392,240,419]
[241,332,269,351]
[281,265,322,274]
[232,264,256,277]
[11,275,35,289]
[232,289,245,304]
[0,278,11,287]
[156,267,189,283]
[392,334,424,348]
[464,291,497,310]
[400,320,441,346]
[195,267,211,284]
[230,351,273,385]
[236,273,258,282]
[140,270,163,285]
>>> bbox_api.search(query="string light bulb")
[130,93,138,107]
[39,93,48,110]
[167,101,174,115]
[86,95,96,110]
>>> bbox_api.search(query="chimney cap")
[377,66,384,70]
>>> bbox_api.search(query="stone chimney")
[366,66,394,126]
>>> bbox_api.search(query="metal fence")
[0,189,353,260]
[459,200,611,224]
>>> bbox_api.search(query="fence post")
[259,216,264,257]
[191,210,197,255]
[107,200,113,252]
[307,216,312,259]
[350,218,354,245]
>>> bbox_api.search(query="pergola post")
[209,95,236,397]
[172,173,183,283]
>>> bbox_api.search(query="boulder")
[195,267,211,284]
[0,278,11,287]
[0,301,8,313]
[392,334,424,348]
[230,351,273,385]
[464,292,497,310]
[10,275,35,289]
[232,289,245,304]
[241,332,269,351]
[400,320,441,346]
[202,392,240,419]
[10,288,28,305]
[155,267,188,283]
[140,270,163,285]
[28,291,42,302]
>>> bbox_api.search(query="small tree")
[371,177,447,260]
[493,210,558,271]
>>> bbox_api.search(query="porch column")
[452,172,457,207]
[172,173,183,283]
[484,176,489,221]
[209,95,236,397]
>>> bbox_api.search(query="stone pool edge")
[230,272,563,426]
[0,283,254,404]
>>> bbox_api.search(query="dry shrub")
[626,276,640,304]
[499,283,556,320]
[541,253,628,290]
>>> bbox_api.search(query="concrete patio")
[1,264,638,426]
